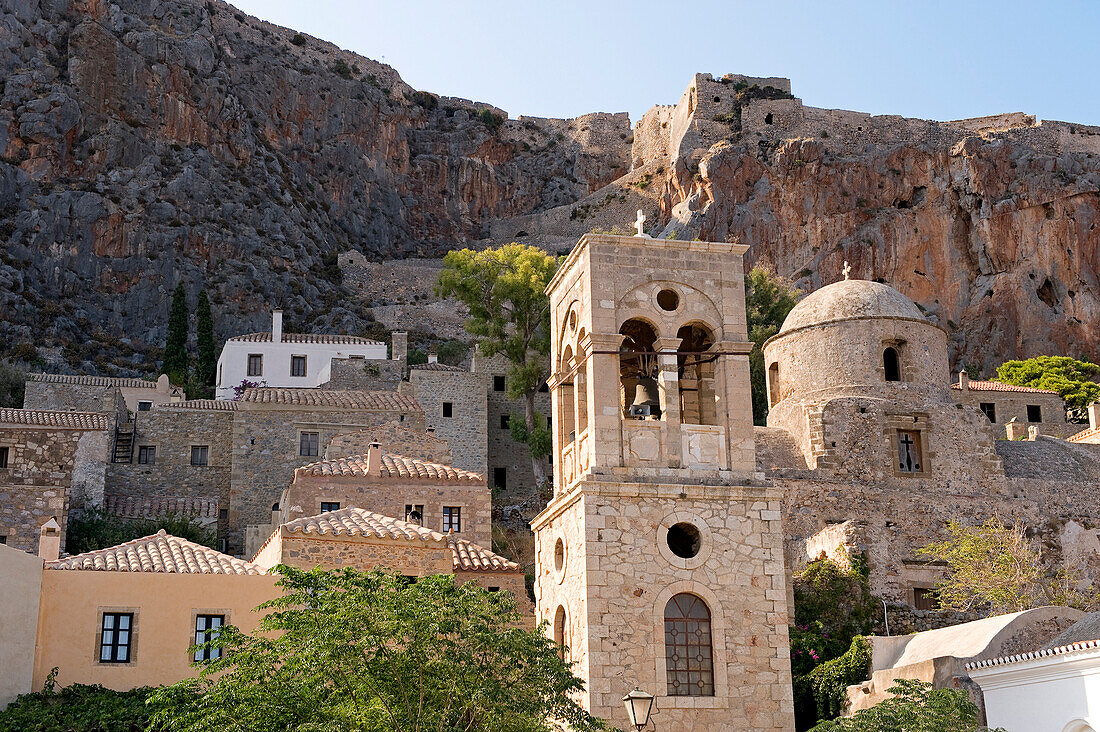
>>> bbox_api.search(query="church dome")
[778,279,926,334]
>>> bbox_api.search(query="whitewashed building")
[215,311,387,399]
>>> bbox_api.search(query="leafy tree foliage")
[796,636,871,726]
[0,668,160,732]
[810,679,1005,732]
[66,508,216,555]
[995,355,1100,420]
[918,518,1100,614]
[149,566,609,732]
[437,244,558,484]
[0,361,26,408]
[746,267,801,425]
[163,283,190,386]
[193,289,217,398]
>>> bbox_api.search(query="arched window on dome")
[664,593,715,696]
[883,347,901,382]
[768,362,780,407]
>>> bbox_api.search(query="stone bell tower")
[532,232,794,730]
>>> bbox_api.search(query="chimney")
[365,442,383,478]
[428,352,438,364]
[38,517,61,562]
[1005,418,1026,441]
[1089,403,1100,431]
[1027,425,1040,441]
[958,370,969,392]
[272,310,283,344]
[392,331,408,363]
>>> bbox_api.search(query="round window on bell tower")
[657,289,680,311]
[666,522,702,559]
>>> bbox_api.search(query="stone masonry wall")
[325,424,452,465]
[408,368,487,477]
[321,358,404,391]
[22,381,125,417]
[953,387,1072,437]
[474,353,552,495]
[279,534,454,575]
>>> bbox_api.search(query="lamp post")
[622,687,654,731]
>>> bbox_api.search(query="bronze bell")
[629,376,662,418]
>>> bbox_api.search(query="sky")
[228,0,1100,127]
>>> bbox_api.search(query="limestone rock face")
[0,0,630,368]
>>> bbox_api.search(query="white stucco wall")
[971,646,1100,732]
[0,543,43,709]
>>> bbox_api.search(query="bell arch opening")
[677,323,717,425]
[558,345,576,444]
[620,319,661,420]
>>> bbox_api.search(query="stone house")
[0,409,111,552]
[214,310,388,399]
[951,371,1075,438]
[408,360,488,476]
[24,373,183,415]
[281,443,492,547]
[1066,403,1100,445]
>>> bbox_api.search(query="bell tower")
[532,232,794,730]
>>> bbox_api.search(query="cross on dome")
[842,261,851,280]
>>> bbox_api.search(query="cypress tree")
[163,283,190,384]
[195,289,216,390]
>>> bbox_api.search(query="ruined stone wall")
[408,368,487,477]
[282,472,492,547]
[278,534,454,575]
[952,388,1070,435]
[320,358,404,391]
[22,382,124,419]
[474,353,551,495]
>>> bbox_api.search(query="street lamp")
[622,687,654,731]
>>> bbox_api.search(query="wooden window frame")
[979,402,997,423]
[98,610,136,665]
[291,355,307,378]
[299,431,320,457]
[193,613,225,662]
[190,445,209,466]
[247,353,263,377]
[442,506,462,533]
[320,501,340,513]
[664,593,715,697]
[137,446,156,465]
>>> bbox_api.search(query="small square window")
[493,375,506,392]
[218,508,228,521]
[0,446,8,469]
[896,430,922,473]
[442,402,453,418]
[194,614,224,662]
[190,446,209,466]
[979,402,996,423]
[247,354,263,377]
[405,504,424,525]
[1027,404,1042,423]
[291,355,307,377]
[137,446,156,465]
[320,501,340,513]
[493,467,507,490]
[299,432,319,457]
[913,587,938,611]
[442,506,461,533]
[488,586,500,592]
[0,535,7,544]
[100,612,134,663]
[137,401,152,412]
[500,414,510,430]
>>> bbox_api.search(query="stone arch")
[559,345,576,445]
[553,604,568,661]
[616,280,724,341]
[883,346,901,382]
[768,362,780,407]
[677,321,718,425]
[652,580,729,697]
[663,593,715,696]
[575,328,588,434]
[620,318,661,420]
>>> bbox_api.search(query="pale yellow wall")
[0,544,43,708]
[34,571,278,692]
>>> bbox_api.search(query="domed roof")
[778,279,927,334]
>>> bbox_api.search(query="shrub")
[66,509,217,555]
[330,59,352,80]
[290,33,305,46]
[0,668,164,732]
[797,636,871,724]
[479,108,504,134]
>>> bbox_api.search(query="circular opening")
[568,310,578,331]
[657,289,680,311]
[554,538,566,572]
[666,522,702,559]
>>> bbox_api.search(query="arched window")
[883,347,901,382]
[619,319,660,420]
[664,593,714,696]
[677,324,717,425]
[553,605,568,661]
[576,331,588,435]
[767,362,780,407]
[559,346,576,444]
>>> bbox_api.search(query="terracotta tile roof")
[159,399,238,411]
[952,379,1061,394]
[227,332,384,345]
[299,451,484,483]
[966,639,1100,671]
[281,507,518,572]
[0,409,110,430]
[1068,426,1100,444]
[105,495,220,520]
[410,362,466,372]
[48,530,264,575]
[29,373,165,389]
[238,388,421,411]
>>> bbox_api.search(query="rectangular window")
[979,402,997,423]
[1027,404,1042,423]
[0,447,7,469]
[0,535,6,544]
[190,446,209,466]
[320,501,340,513]
[493,467,507,490]
[99,612,134,663]
[291,355,307,377]
[500,414,510,430]
[442,402,453,418]
[299,432,319,457]
[137,401,152,412]
[247,354,263,377]
[896,430,923,473]
[194,614,224,662]
[137,446,156,465]
[218,508,228,521]
[493,375,506,392]
[913,587,938,611]
[405,504,424,524]
[442,506,461,533]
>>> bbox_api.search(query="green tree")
[65,509,217,555]
[994,355,1100,420]
[0,361,26,408]
[746,267,801,425]
[148,566,610,732]
[810,679,1005,732]
[193,290,217,397]
[163,283,190,386]
[918,518,1100,614]
[436,244,558,486]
